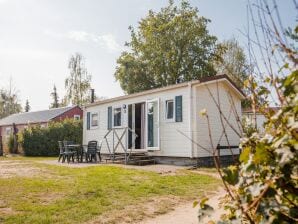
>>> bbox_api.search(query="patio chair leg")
[62,155,65,163]
[58,154,62,162]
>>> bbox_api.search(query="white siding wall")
[194,81,242,157]
[83,87,192,157]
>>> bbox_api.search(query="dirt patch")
[0,160,46,178]
[86,189,224,224]
[36,192,65,205]
[138,188,225,224]
[0,200,18,216]
[0,207,17,215]
[86,196,183,224]
[0,161,42,178]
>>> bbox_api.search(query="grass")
[0,157,220,224]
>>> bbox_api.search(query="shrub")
[19,119,82,156]
[7,134,14,153]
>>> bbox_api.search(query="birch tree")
[64,53,91,107]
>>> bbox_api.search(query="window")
[5,127,11,136]
[91,113,98,127]
[74,114,81,120]
[165,99,174,121]
[113,107,122,127]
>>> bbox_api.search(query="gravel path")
[139,188,225,224]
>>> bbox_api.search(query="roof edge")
[85,74,245,108]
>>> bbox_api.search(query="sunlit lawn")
[0,157,220,224]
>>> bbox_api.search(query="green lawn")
[0,157,220,224]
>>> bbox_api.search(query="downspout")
[188,82,194,158]
[82,106,86,145]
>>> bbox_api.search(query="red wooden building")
[0,106,82,154]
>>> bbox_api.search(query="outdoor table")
[68,144,83,162]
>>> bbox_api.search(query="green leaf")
[193,200,199,208]
[254,143,271,164]
[240,147,250,163]
[223,166,239,185]
[200,197,209,208]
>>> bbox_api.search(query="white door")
[146,98,160,150]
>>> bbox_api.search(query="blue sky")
[0,0,296,110]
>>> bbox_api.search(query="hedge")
[18,119,82,156]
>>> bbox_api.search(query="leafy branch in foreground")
[192,1,297,223]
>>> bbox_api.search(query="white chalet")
[83,75,245,166]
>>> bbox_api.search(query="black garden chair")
[85,141,98,163]
[63,140,75,163]
[58,141,65,162]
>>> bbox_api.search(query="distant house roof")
[0,106,77,126]
[242,107,280,114]
[85,74,245,108]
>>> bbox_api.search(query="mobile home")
[83,75,245,166]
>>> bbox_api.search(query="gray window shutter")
[108,106,112,130]
[87,112,90,130]
[175,95,183,122]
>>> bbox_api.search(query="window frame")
[74,114,81,120]
[5,127,11,136]
[165,99,175,122]
[113,106,122,128]
[90,112,99,128]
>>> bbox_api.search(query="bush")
[7,134,14,153]
[19,119,82,156]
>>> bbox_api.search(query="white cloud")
[67,31,91,42]
[44,29,123,52]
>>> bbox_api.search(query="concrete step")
[128,155,152,161]
[128,159,155,166]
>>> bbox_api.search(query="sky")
[0,0,296,111]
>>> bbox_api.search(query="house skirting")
[153,155,239,167]
[100,153,239,167]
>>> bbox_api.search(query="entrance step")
[104,152,155,166]
[128,159,155,166]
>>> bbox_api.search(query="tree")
[0,78,22,118]
[115,0,218,94]
[64,53,91,107]
[50,85,59,108]
[214,38,250,88]
[24,99,30,112]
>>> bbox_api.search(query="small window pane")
[74,115,80,120]
[114,107,122,127]
[91,113,98,127]
[166,100,174,119]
